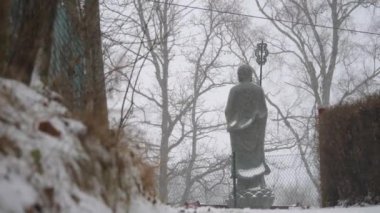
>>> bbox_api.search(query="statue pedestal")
[228,188,274,209]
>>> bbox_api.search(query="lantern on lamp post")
[255,41,269,86]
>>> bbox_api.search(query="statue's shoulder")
[230,83,264,95]
[240,82,263,90]
[245,84,265,98]
[251,83,264,92]
[229,84,242,93]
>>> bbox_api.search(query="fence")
[172,152,321,207]
[49,1,85,109]
[265,153,320,207]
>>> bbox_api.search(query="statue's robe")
[225,82,269,188]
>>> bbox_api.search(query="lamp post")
[255,41,269,86]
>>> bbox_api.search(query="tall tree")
[135,0,179,202]
[101,0,245,202]
[176,0,245,203]
[83,0,109,128]
[252,0,380,190]
[255,0,379,107]
[0,0,11,73]
[102,0,189,201]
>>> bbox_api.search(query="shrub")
[319,94,380,206]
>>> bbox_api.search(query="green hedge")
[319,94,380,207]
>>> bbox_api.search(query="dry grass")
[67,109,157,207]
[0,136,21,157]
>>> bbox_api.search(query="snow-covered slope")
[0,78,150,212]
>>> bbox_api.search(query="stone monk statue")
[225,64,270,191]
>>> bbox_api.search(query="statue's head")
[237,64,253,82]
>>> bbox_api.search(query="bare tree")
[169,154,230,204]
[102,0,194,202]
[133,0,184,202]
[101,0,247,203]
[176,0,239,203]
[251,0,380,190]
[195,167,230,204]
[100,0,157,133]
[337,35,380,104]
[255,0,379,107]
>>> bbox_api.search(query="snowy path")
[130,198,380,213]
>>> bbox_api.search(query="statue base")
[228,188,274,209]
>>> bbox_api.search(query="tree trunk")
[84,0,109,127]
[4,1,57,84]
[158,0,172,202]
[321,0,339,107]
[0,0,11,74]
[180,98,198,203]
[159,88,170,202]
[159,130,169,202]
[180,48,202,202]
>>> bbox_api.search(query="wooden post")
[232,152,237,208]
[259,40,263,86]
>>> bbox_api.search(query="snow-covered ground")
[130,196,380,213]
[192,206,380,213]
[128,196,380,213]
